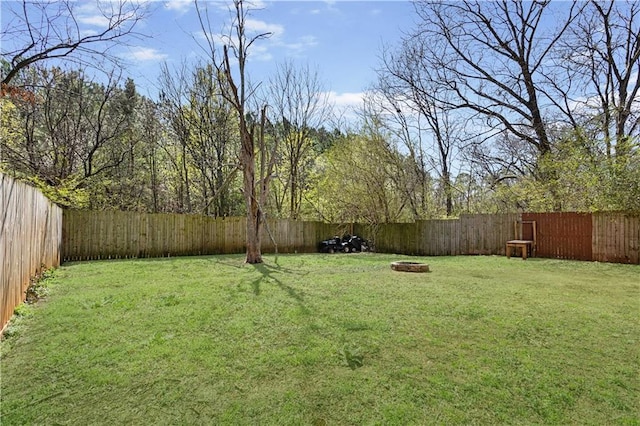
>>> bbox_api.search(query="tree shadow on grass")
[251,262,310,314]
[209,255,246,270]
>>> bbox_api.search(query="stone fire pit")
[391,261,430,273]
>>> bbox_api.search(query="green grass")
[1,254,639,425]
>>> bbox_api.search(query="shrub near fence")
[1,174,62,331]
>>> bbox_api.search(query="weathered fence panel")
[523,212,593,261]
[1,174,62,331]
[357,215,511,256]
[369,222,420,255]
[417,219,461,255]
[63,210,241,260]
[63,211,343,260]
[461,214,518,255]
[592,212,640,264]
[261,219,338,253]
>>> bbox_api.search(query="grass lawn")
[1,254,639,425]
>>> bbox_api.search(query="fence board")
[416,219,461,256]
[1,174,62,331]
[461,214,518,255]
[370,222,418,254]
[523,212,592,261]
[593,212,640,264]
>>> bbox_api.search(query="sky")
[0,0,416,117]
[117,0,416,111]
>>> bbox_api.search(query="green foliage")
[488,130,640,212]
[2,61,636,217]
[12,303,31,317]
[309,133,412,223]
[25,268,55,303]
[1,269,55,356]
[1,66,144,209]
[26,175,90,208]
[0,99,23,151]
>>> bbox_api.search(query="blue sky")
[124,0,415,108]
[0,0,414,119]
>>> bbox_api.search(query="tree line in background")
[2,0,639,229]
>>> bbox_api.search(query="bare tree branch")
[1,0,147,87]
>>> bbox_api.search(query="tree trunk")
[241,132,263,264]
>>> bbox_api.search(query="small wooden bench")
[506,240,534,260]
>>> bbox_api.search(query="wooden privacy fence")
[1,174,62,331]
[62,210,339,261]
[62,210,639,264]
[523,212,593,261]
[520,211,640,264]
[362,212,638,263]
[356,214,519,256]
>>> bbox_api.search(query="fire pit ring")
[391,261,430,273]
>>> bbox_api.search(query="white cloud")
[300,35,317,45]
[195,30,229,47]
[164,0,192,14]
[245,18,285,39]
[75,2,140,28]
[127,46,169,62]
[308,0,341,16]
[79,29,100,38]
[194,11,318,62]
[325,91,366,108]
[247,44,273,62]
[75,3,103,23]
[77,14,111,27]
[281,35,318,53]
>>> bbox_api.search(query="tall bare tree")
[158,62,193,213]
[1,0,146,88]
[266,60,331,219]
[196,0,277,263]
[412,0,583,160]
[559,0,640,160]
[377,38,468,217]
